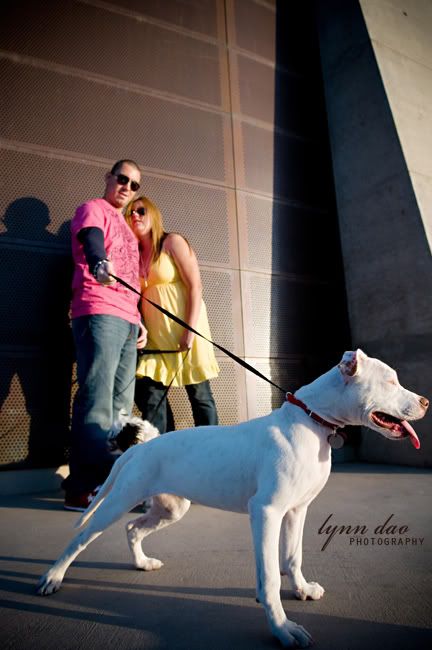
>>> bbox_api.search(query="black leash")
[110,273,286,395]
[138,349,179,355]
[147,349,190,423]
[111,274,347,446]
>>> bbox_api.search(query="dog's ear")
[338,349,364,378]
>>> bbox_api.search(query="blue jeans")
[134,376,218,434]
[63,315,139,495]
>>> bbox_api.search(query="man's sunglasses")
[131,207,147,217]
[114,173,140,192]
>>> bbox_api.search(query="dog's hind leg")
[37,493,138,596]
[279,505,324,601]
[126,495,190,571]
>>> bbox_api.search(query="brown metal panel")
[229,0,321,75]
[0,239,73,468]
[0,1,224,108]
[0,149,105,241]
[0,347,72,468]
[237,119,330,205]
[105,0,220,38]
[229,51,275,125]
[231,52,323,136]
[0,243,71,346]
[0,366,30,465]
[237,190,335,277]
[245,358,306,419]
[242,270,337,359]
[0,59,233,185]
[200,267,244,356]
[230,0,276,62]
[0,148,237,267]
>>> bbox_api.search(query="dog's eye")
[387,379,397,386]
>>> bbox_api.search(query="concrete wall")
[316,0,432,466]
[359,0,432,250]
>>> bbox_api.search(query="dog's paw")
[276,620,313,647]
[135,557,164,571]
[295,581,324,601]
[36,572,63,596]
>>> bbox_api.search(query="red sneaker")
[64,486,100,512]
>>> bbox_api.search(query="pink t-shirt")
[70,198,140,324]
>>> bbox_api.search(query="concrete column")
[315,0,432,466]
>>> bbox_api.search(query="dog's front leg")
[280,505,324,601]
[248,497,313,648]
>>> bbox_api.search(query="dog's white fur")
[37,350,428,647]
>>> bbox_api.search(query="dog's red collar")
[285,392,344,436]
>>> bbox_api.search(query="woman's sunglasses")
[131,207,147,217]
[114,173,140,192]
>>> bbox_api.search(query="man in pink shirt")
[62,160,146,511]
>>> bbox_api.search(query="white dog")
[37,350,428,647]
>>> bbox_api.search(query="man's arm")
[77,226,115,286]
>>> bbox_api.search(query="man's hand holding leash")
[93,259,116,286]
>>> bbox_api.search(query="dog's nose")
[420,396,429,410]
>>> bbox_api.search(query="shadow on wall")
[270,2,351,408]
[0,197,74,469]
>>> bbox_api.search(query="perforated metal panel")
[230,0,276,61]
[237,192,336,277]
[245,358,307,419]
[106,0,220,37]
[201,267,243,354]
[0,149,236,266]
[0,352,71,468]
[231,52,322,136]
[0,59,233,184]
[0,246,71,345]
[237,120,330,204]
[0,2,224,108]
[0,150,106,241]
[242,271,340,358]
[0,368,30,465]
[229,0,318,74]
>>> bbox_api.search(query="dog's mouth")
[370,411,420,449]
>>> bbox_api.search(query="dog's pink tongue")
[402,420,420,449]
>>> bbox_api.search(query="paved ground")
[1,463,431,650]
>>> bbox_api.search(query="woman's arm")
[164,233,202,350]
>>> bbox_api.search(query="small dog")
[107,411,159,453]
[38,350,428,647]
[107,412,159,512]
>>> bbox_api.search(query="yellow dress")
[136,251,220,387]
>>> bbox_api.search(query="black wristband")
[92,259,109,279]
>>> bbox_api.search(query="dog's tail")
[74,448,135,529]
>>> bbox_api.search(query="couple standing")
[62,160,219,511]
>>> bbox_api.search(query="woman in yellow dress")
[124,195,219,433]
